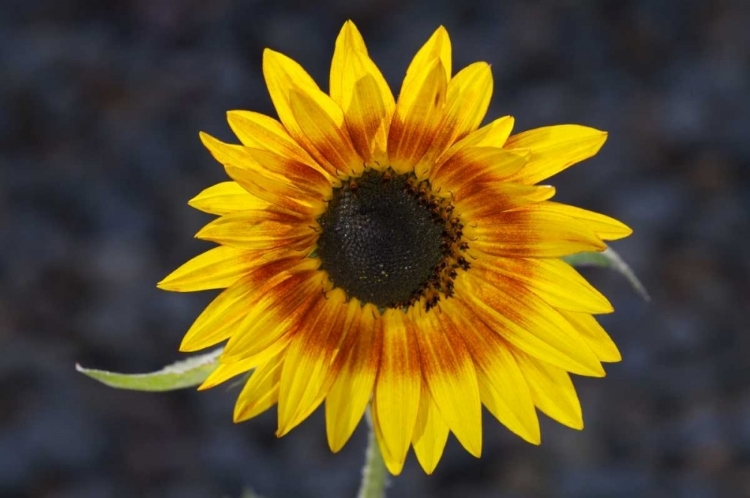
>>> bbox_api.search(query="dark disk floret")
[316,169,470,310]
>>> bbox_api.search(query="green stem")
[357,409,388,498]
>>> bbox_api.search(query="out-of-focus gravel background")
[2,1,749,497]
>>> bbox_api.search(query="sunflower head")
[159,20,632,475]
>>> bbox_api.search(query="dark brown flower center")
[315,169,469,310]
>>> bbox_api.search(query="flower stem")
[358,409,388,498]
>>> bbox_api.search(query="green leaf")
[76,348,222,392]
[564,247,650,301]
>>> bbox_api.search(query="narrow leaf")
[564,247,650,301]
[76,349,222,392]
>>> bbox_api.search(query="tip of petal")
[606,220,634,240]
[327,436,345,454]
[157,267,197,291]
[415,445,443,474]
[199,131,237,166]
[179,325,219,352]
[178,340,197,353]
[262,48,288,69]
[198,130,214,144]
[193,225,211,241]
[197,373,226,391]
[506,408,542,446]
[591,129,608,150]
[526,431,542,445]
[178,334,203,352]
[381,451,408,476]
[569,417,584,431]
[338,20,367,55]
[432,26,451,54]
[463,439,482,458]
[606,347,623,363]
[225,110,244,124]
[583,127,608,141]
[198,131,212,151]
[583,361,606,378]
[341,19,360,35]
[590,238,609,253]
[275,425,292,438]
[277,402,319,437]
[600,302,615,315]
[155,277,175,291]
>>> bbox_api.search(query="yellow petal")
[504,125,608,185]
[430,147,528,197]
[226,110,323,174]
[220,269,325,362]
[263,49,358,176]
[437,115,515,166]
[331,37,395,165]
[178,275,259,352]
[457,183,555,220]
[195,210,316,252]
[558,310,622,363]
[373,309,421,474]
[330,20,369,105]
[200,132,322,215]
[411,384,450,474]
[413,306,482,457]
[199,131,260,169]
[226,333,296,382]
[443,299,540,444]
[521,201,633,241]
[234,351,286,422]
[198,358,254,391]
[289,89,363,177]
[302,296,362,407]
[415,62,493,177]
[513,350,584,430]
[442,62,493,138]
[345,71,394,165]
[388,59,448,173]
[199,131,328,206]
[473,257,614,314]
[179,258,315,352]
[457,272,605,377]
[371,399,406,475]
[199,342,296,391]
[188,181,270,216]
[277,289,350,436]
[401,26,451,98]
[326,303,381,452]
[224,165,324,217]
[242,147,332,201]
[158,246,258,292]
[470,205,607,258]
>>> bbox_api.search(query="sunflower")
[158,21,631,475]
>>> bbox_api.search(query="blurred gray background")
[2,0,749,497]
